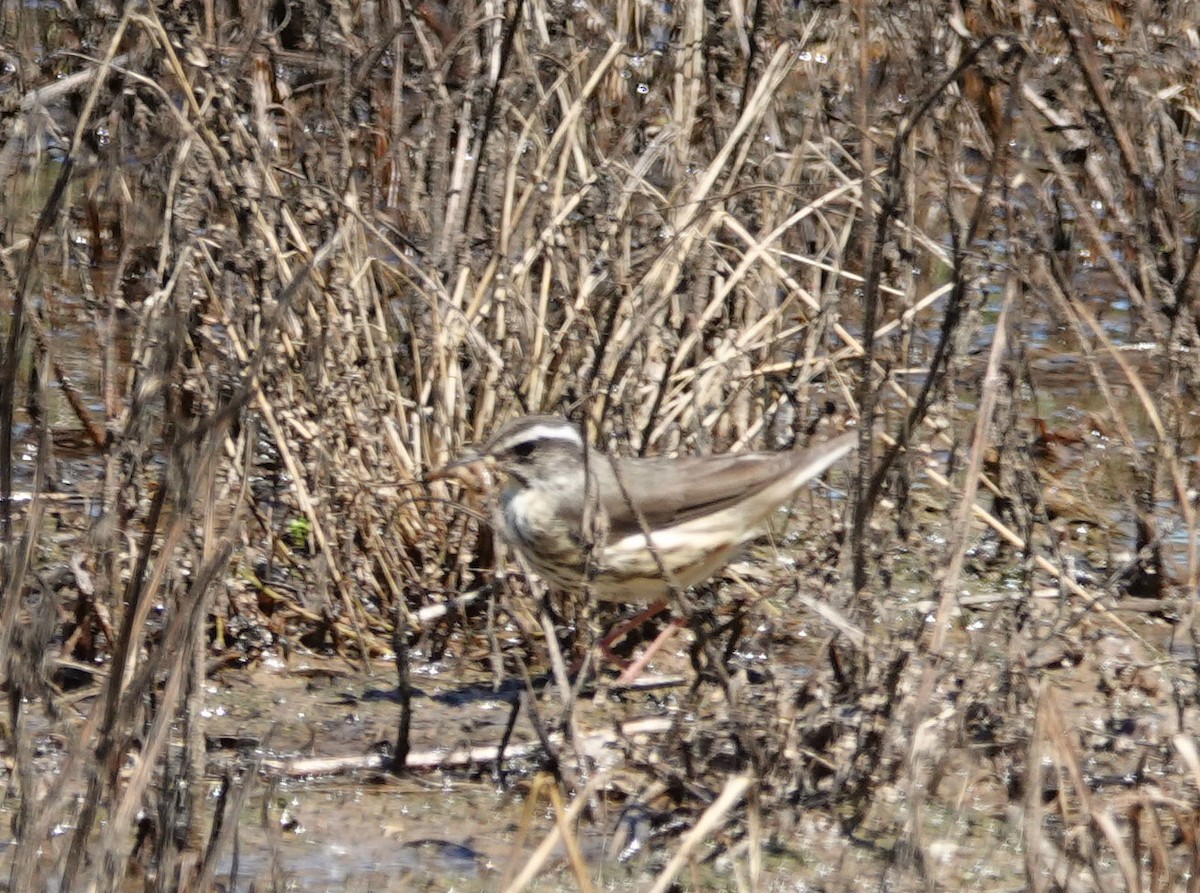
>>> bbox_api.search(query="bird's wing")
[598,433,855,537]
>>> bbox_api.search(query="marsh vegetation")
[2,0,1200,889]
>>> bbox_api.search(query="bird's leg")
[615,617,685,683]
[595,599,668,659]
[591,599,688,682]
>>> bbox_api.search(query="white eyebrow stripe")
[519,423,583,445]
[498,422,583,450]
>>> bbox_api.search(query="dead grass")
[1,0,1199,889]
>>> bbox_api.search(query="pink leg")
[596,599,668,659]
[616,617,685,683]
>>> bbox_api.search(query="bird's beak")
[426,452,495,490]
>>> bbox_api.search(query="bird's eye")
[511,440,536,459]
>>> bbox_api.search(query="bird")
[433,414,858,675]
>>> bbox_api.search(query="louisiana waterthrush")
[435,415,857,608]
